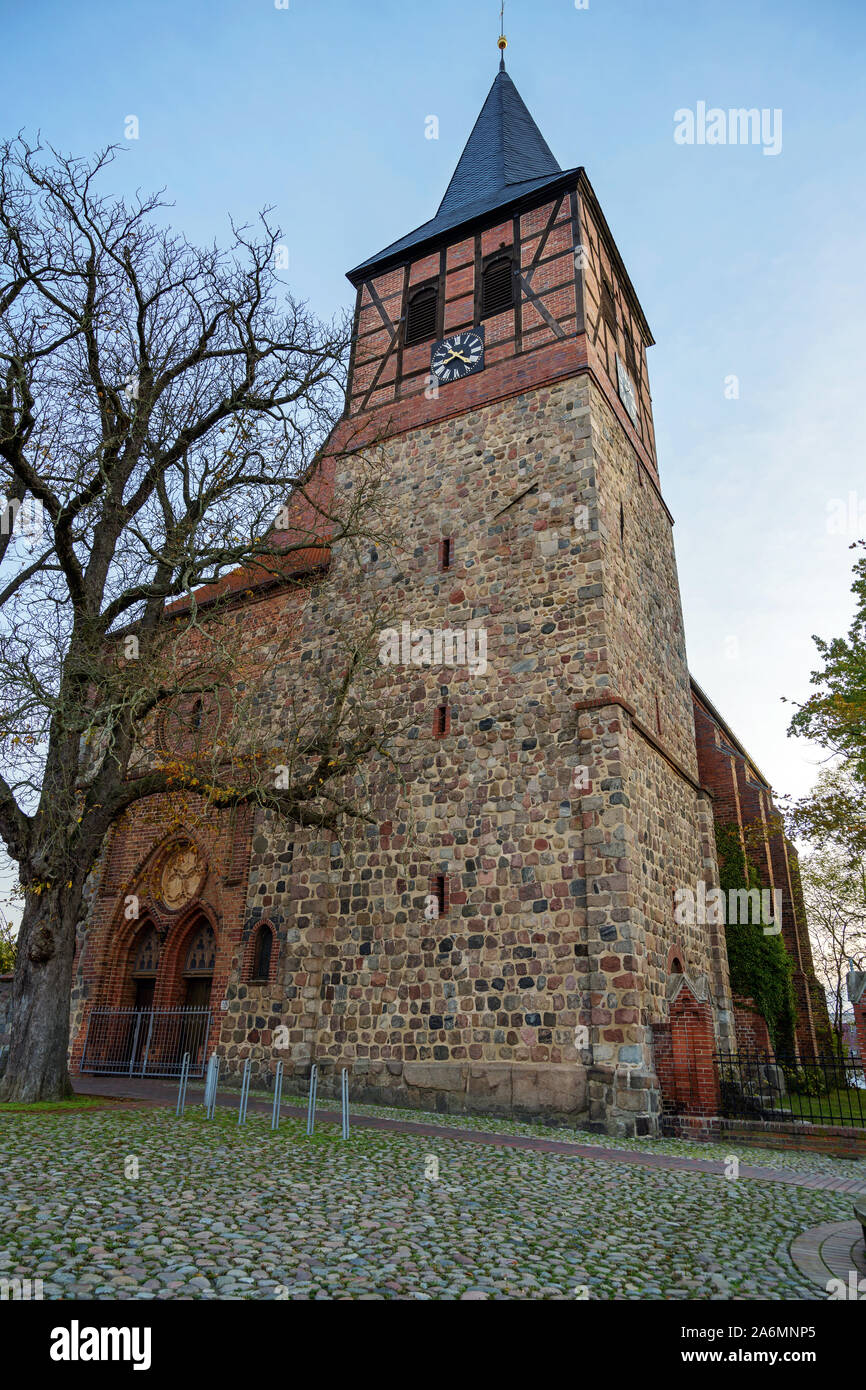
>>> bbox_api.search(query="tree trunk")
[0,887,77,1103]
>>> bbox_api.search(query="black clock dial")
[430,329,485,384]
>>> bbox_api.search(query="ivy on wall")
[715,823,796,1048]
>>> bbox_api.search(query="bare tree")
[800,850,866,1050]
[0,138,393,1101]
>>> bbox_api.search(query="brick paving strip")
[74,1076,866,1198]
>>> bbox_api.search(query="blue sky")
[1,0,864,811]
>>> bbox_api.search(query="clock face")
[431,329,485,384]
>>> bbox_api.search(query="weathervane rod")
[498,0,508,70]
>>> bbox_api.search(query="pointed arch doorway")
[176,917,216,1068]
[80,911,218,1079]
[127,922,160,1070]
[130,922,160,1013]
[180,917,216,1009]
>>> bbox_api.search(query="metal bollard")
[203,1053,215,1112]
[237,1057,252,1125]
[175,1052,191,1117]
[341,1066,350,1140]
[205,1053,220,1120]
[271,1060,284,1132]
[306,1062,318,1136]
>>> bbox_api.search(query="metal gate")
[79,1008,213,1078]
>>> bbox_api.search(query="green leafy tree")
[786,540,866,790]
[0,910,16,972]
[783,762,866,866]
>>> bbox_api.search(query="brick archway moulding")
[92,829,223,1007]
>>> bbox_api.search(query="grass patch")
[0,1095,124,1114]
[768,1088,866,1128]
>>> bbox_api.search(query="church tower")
[70,45,830,1132]
[68,45,735,1136]
[287,44,735,1135]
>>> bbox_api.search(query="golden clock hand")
[444,349,472,364]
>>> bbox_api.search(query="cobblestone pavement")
[75,1074,866,1185]
[1,1100,862,1300]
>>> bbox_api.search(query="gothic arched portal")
[180,918,216,1011]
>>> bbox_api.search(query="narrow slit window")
[251,924,273,982]
[434,704,450,738]
[619,502,625,546]
[440,537,453,571]
[433,874,448,918]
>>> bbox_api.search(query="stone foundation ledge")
[308,1059,659,1135]
[208,1054,662,1133]
[310,1059,588,1123]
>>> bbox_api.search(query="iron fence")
[79,1007,213,1078]
[715,1049,866,1129]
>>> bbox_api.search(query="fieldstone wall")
[220,369,731,1134]
[563,378,734,1127]
[229,373,599,1122]
[585,378,733,1046]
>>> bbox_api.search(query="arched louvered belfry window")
[623,324,639,382]
[481,254,514,318]
[600,276,617,333]
[405,283,438,346]
[251,923,273,983]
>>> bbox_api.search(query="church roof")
[347,65,578,284]
[689,676,772,790]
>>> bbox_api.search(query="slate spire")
[347,64,572,282]
[435,68,561,221]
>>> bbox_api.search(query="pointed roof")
[437,65,561,219]
[347,65,577,284]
